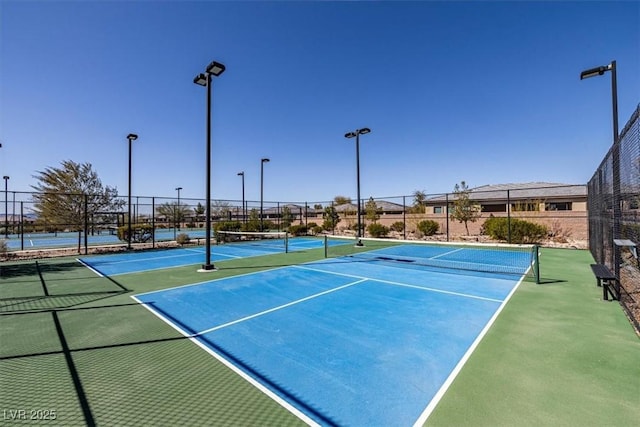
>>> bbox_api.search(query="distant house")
[419,182,588,239]
[425,182,587,214]
[318,183,588,240]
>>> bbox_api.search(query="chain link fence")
[588,103,640,331]
[2,181,590,255]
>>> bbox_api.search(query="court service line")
[196,278,367,335]
[294,265,503,303]
[429,247,465,260]
[130,295,319,427]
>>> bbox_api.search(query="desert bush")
[261,220,276,231]
[390,221,405,232]
[176,233,190,245]
[215,221,242,232]
[482,217,547,243]
[289,224,308,236]
[417,220,439,236]
[548,220,572,243]
[367,223,389,238]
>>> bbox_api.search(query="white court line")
[134,264,294,297]
[97,250,222,265]
[430,247,465,260]
[412,273,527,426]
[131,294,320,427]
[293,265,503,303]
[196,278,367,335]
[76,258,104,277]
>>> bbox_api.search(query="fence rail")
[2,182,589,254]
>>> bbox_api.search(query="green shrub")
[262,220,276,231]
[241,222,260,232]
[482,217,547,243]
[117,224,153,243]
[176,233,190,245]
[289,224,308,236]
[215,221,242,232]
[417,220,439,236]
[367,223,389,238]
[312,225,323,235]
[390,221,405,232]
[307,222,318,229]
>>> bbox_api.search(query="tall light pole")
[237,172,245,224]
[345,128,371,246]
[580,61,620,274]
[126,134,138,249]
[3,176,8,238]
[260,158,270,231]
[194,60,225,272]
[175,186,183,238]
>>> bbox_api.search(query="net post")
[285,231,289,253]
[534,245,540,284]
[324,235,328,258]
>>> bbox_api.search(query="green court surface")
[1,246,638,426]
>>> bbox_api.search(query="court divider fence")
[587,103,640,331]
[2,181,587,258]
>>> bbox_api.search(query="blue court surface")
[132,252,525,426]
[4,228,212,250]
[78,237,336,276]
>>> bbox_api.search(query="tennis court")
[2,241,639,426]
[132,241,532,426]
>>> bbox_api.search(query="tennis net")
[324,236,539,282]
[215,230,289,252]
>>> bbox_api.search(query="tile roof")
[427,182,587,202]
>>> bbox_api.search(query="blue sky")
[1,0,639,205]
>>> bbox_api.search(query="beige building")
[307,182,588,241]
[241,182,589,243]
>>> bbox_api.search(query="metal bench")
[590,264,620,301]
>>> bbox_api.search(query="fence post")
[84,194,88,255]
[507,189,511,244]
[152,197,156,249]
[20,201,24,251]
[402,196,406,240]
[446,193,450,242]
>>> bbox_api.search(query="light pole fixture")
[126,133,138,249]
[580,61,620,275]
[260,158,270,231]
[194,60,225,272]
[237,172,245,224]
[345,128,371,246]
[3,175,8,238]
[175,187,183,237]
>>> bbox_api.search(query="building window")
[511,202,540,212]
[433,206,443,214]
[481,204,507,213]
[545,202,572,211]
